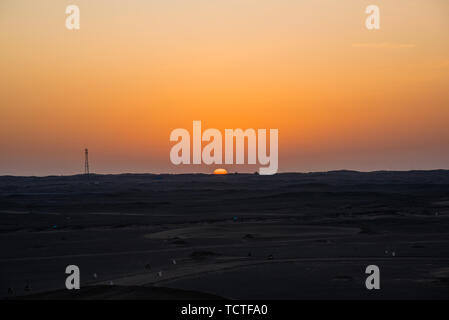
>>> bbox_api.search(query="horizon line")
[1,168,449,178]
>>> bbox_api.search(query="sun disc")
[213,168,228,175]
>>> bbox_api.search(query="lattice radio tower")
[84,148,90,177]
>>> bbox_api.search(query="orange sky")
[1,0,449,175]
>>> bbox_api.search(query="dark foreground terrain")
[1,171,449,299]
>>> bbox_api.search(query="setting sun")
[213,168,228,175]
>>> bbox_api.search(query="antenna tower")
[84,148,90,176]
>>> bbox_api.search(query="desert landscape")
[1,171,449,299]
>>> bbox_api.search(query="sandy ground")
[1,171,449,299]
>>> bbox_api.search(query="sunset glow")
[1,0,449,175]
